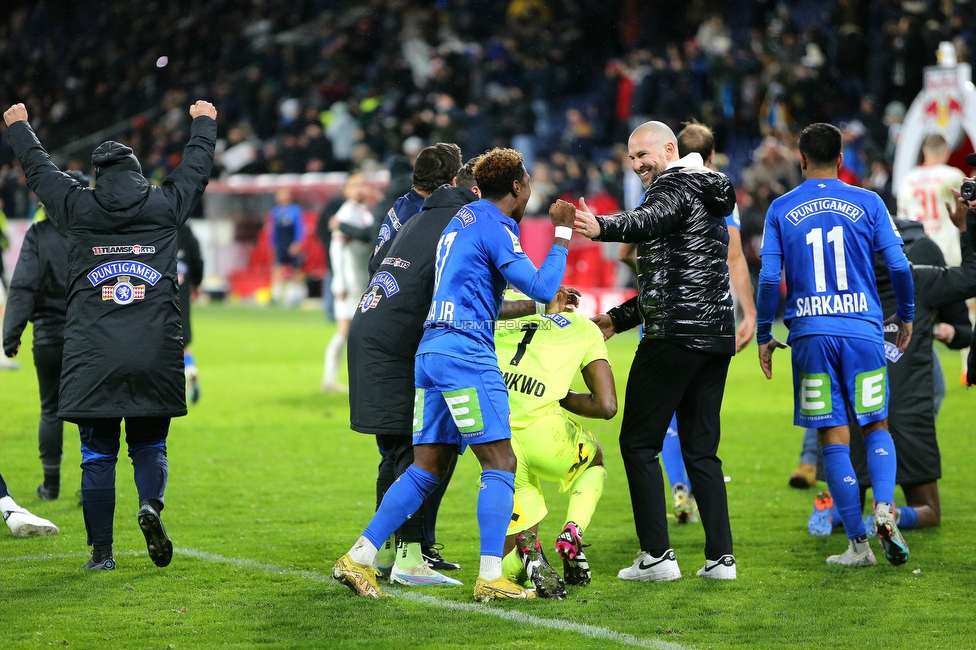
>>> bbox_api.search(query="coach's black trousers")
[33,344,64,477]
[78,417,170,547]
[619,338,733,560]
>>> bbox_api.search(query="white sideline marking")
[177,548,692,650]
[1,548,694,650]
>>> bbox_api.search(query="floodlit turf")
[2,304,975,649]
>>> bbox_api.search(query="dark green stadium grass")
[2,305,975,649]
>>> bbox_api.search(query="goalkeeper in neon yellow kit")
[496,292,617,595]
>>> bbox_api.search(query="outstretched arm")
[162,101,218,226]
[3,104,81,231]
[498,286,581,320]
[493,201,574,304]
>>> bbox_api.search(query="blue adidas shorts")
[790,334,888,429]
[413,352,511,453]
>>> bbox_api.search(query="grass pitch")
[2,305,975,649]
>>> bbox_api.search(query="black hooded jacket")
[348,184,478,434]
[2,216,68,354]
[597,154,737,355]
[874,214,976,477]
[6,117,216,421]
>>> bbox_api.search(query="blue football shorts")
[790,334,888,429]
[413,352,512,453]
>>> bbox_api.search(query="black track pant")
[33,344,64,477]
[78,417,170,547]
[619,338,733,560]
[375,434,456,548]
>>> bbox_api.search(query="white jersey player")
[897,134,965,266]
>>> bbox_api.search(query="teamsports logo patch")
[101,276,145,305]
[381,256,410,269]
[92,244,156,256]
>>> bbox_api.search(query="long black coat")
[177,223,204,347]
[598,155,737,356]
[6,117,216,421]
[348,185,479,435]
[2,216,67,355]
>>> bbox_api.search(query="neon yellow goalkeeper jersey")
[494,305,609,429]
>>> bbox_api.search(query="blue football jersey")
[761,178,903,342]
[417,199,567,365]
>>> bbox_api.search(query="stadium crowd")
[3,0,976,236]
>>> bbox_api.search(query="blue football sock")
[184,351,195,368]
[863,429,897,506]
[898,505,919,530]
[477,469,515,557]
[661,415,691,492]
[822,444,866,540]
[364,465,440,549]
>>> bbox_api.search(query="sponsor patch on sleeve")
[506,227,524,253]
[454,206,477,228]
[541,313,571,328]
[367,271,400,297]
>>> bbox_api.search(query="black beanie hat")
[91,141,142,178]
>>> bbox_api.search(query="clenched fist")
[3,103,28,126]
[189,101,217,120]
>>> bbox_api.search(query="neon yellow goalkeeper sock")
[565,465,607,532]
[501,547,527,583]
[375,535,395,568]
[394,540,424,569]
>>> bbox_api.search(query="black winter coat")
[598,155,737,355]
[177,223,204,347]
[2,216,67,355]
[349,185,479,435]
[7,117,216,421]
[876,214,976,479]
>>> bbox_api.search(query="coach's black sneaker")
[516,530,566,599]
[423,544,461,571]
[138,503,173,567]
[84,545,116,571]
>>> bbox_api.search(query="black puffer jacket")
[597,154,736,355]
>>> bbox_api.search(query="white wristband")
[536,301,547,315]
[554,226,573,241]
